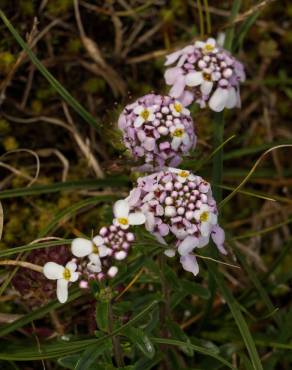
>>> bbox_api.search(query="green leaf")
[123,327,155,359]
[0,301,159,360]
[74,341,111,370]
[0,239,72,258]
[96,300,109,332]
[0,289,82,337]
[224,0,242,51]
[209,265,263,370]
[0,178,129,200]
[58,354,80,369]
[151,338,235,369]
[38,195,118,238]
[180,280,211,300]
[0,10,100,132]
[166,320,194,356]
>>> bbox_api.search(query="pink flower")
[164,37,245,112]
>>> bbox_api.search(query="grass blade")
[0,10,100,132]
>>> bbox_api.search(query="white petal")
[70,272,79,282]
[128,211,146,225]
[195,41,205,48]
[66,261,77,272]
[115,251,127,260]
[71,238,93,258]
[98,245,111,257]
[225,87,237,109]
[193,210,201,221]
[92,235,104,247]
[108,266,118,278]
[43,262,64,280]
[207,38,216,46]
[89,253,101,265]
[201,222,211,236]
[171,137,182,151]
[208,88,229,112]
[178,236,199,256]
[134,116,144,128]
[113,199,129,219]
[133,106,144,114]
[57,279,69,303]
[182,133,190,146]
[180,255,199,276]
[201,80,213,95]
[198,235,209,248]
[210,213,218,225]
[185,71,203,87]
[164,249,176,258]
[145,212,155,231]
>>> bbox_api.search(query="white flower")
[71,237,111,273]
[168,167,196,183]
[113,199,146,230]
[208,87,236,112]
[185,70,214,96]
[170,124,190,150]
[194,204,217,236]
[169,101,190,117]
[133,105,156,128]
[195,38,218,54]
[43,261,79,303]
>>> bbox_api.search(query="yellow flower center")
[92,244,99,254]
[174,102,182,113]
[63,268,71,280]
[203,72,212,81]
[118,218,128,225]
[172,128,184,137]
[140,109,150,120]
[203,44,214,53]
[200,211,209,222]
[179,170,189,178]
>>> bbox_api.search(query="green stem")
[212,111,225,203]
[108,301,124,367]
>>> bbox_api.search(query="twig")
[0,260,43,273]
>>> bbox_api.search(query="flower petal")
[178,236,199,256]
[169,74,186,98]
[66,261,77,272]
[225,87,237,109]
[201,80,213,95]
[43,262,64,280]
[134,116,144,128]
[126,188,141,207]
[57,279,69,303]
[165,51,182,66]
[200,222,211,236]
[92,235,104,247]
[185,71,203,87]
[208,87,229,112]
[70,272,79,282]
[171,137,182,151]
[113,199,129,219]
[71,238,93,258]
[180,254,199,276]
[128,211,146,225]
[211,225,227,255]
[164,67,183,84]
[98,245,111,258]
[164,248,176,257]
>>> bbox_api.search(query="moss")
[47,0,73,15]
[0,119,11,134]
[0,52,15,74]
[3,136,18,151]
[83,78,106,94]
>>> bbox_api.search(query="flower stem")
[212,111,225,203]
[108,300,124,367]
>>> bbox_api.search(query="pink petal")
[180,254,199,276]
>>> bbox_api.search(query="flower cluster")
[126,168,226,275]
[43,202,139,303]
[118,94,196,170]
[40,36,241,303]
[164,38,245,111]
